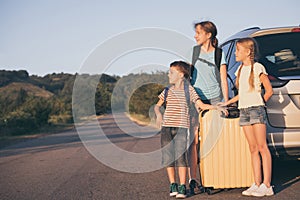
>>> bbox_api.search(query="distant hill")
[0,82,54,99]
[0,70,118,95]
[0,70,30,87]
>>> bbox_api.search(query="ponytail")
[212,37,218,48]
[235,38,258,91]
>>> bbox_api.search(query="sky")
[0,0,299,76]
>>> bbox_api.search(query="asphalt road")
[0,113,299,200]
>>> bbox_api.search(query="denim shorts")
[160,127,188,167]
[239,106,267,126]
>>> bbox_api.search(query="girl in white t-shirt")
[221,38,274,197]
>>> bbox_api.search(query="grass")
[126,112,157,127]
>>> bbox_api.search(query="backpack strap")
[191,45,223,82]
[213,47,223,86]
[191,45,201,81]
[214,47,222,71]
[192,45,201,66]
[184,80,190,107]
[163,82,191,108]
[163,86,170,108]
[193,45,222,70]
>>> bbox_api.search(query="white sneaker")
[242,183,259,196]
[252,183,274,197]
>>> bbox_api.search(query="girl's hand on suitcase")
[216,102,226,107]
[215,105,228,116]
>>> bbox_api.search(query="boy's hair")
[235,37,259,91]
[194,21,218,48]
[170,61,191,79]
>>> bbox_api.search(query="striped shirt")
[158,85,199,128]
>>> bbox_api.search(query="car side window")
[255,33,300,77]
[221,42,231,63]
[225,41,241,75]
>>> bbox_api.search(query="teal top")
[191,49,227,100]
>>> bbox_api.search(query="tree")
[95,83,112,115]
[129,83,165,118]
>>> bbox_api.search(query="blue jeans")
[160,127,188,167]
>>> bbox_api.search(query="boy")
[154,61,222,198]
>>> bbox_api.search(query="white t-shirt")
[235,62,268,109]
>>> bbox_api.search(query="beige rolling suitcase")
[199,110,254,193]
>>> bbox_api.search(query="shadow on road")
[0,130,82,158]
[272,159,300,194]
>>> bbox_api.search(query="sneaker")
[242,183,259,196]
[252,183,274,197]
[176,184,187,199]
[189,179,197,195]
[170,183,178,197]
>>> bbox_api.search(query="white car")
[220,26,300,158]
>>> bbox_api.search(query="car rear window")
[254,32,300,77]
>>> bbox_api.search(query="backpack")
[191,45,222,74]
[191,45,238,96]
[163,80,190,108]
[162,80,200,125]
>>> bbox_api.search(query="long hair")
[235,37,259,91]
[194,21,218,48]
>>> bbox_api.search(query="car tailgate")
[266,80,300,128]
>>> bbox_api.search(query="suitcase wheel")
[206,188,213,195]
[198,185,205,194]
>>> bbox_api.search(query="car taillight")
[268,75,289,88]
[292,27,300,32]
